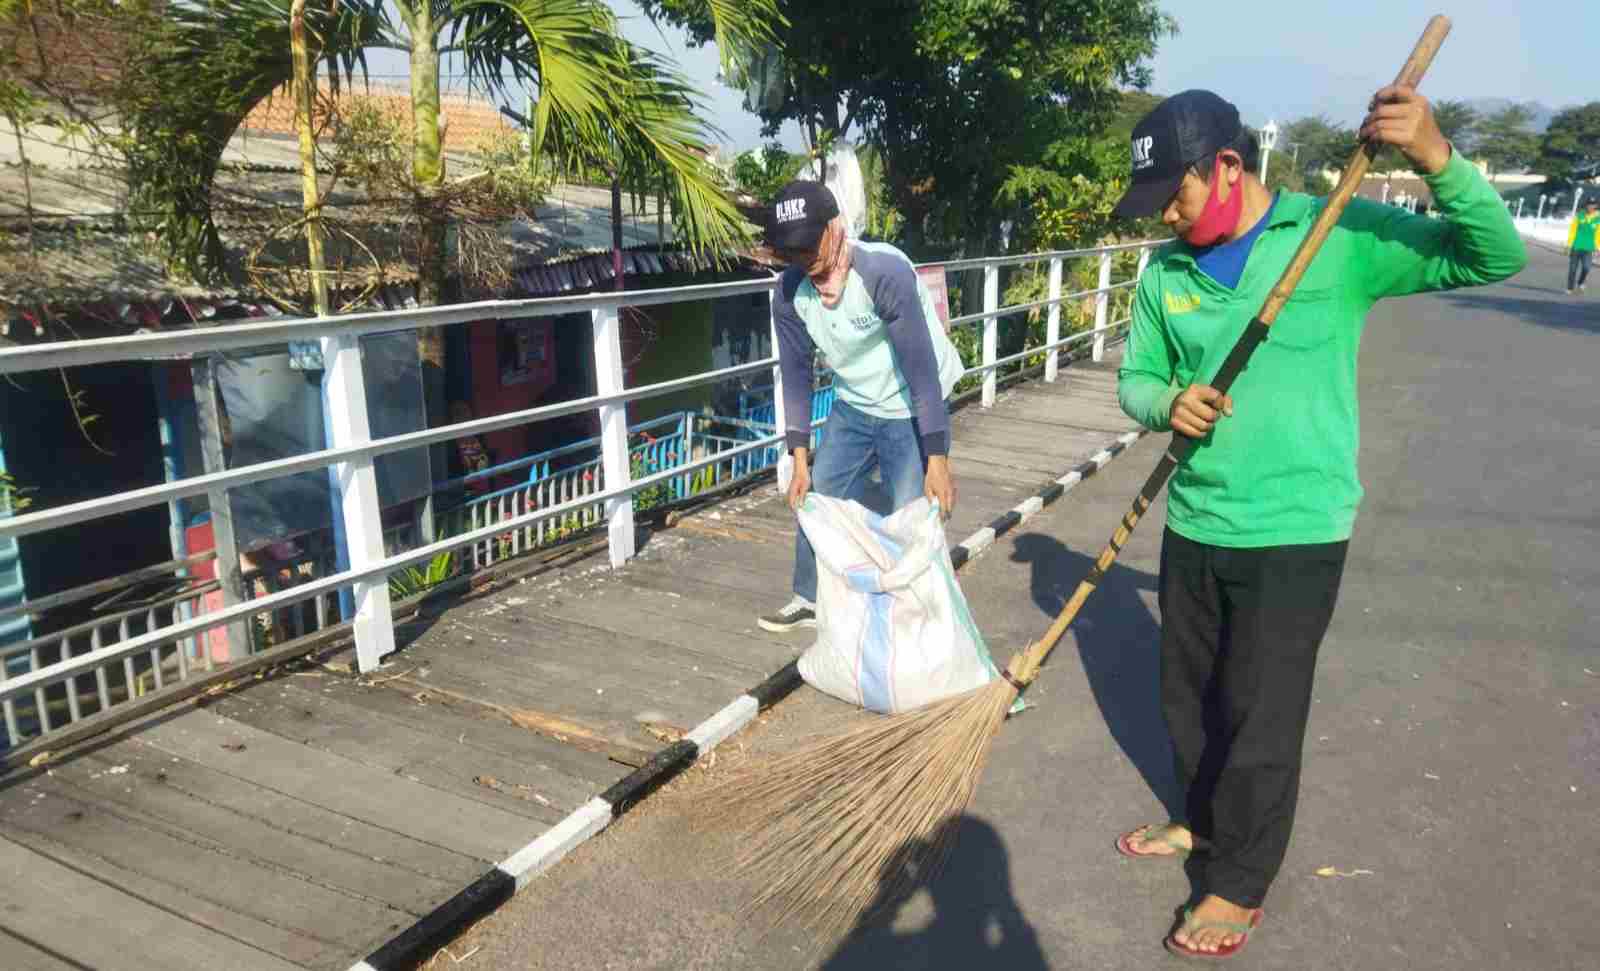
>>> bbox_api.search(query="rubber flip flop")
[1163,907,1264,961]
[1115,824,1195,860]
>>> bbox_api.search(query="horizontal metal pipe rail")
[931,239,1156,273]
[0,428,787,706]
[961,315,1134,378]
[0,277,782,375]
[0,238,1162,747]
[946,279,1139,329]
[0,355,780,542]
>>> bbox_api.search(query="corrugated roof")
[0,125,764,326]
[0,228,234,307]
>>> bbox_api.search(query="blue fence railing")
[739,384,837,455]
[431,387,840,569]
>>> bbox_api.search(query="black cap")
[1113,90,1246,220]
[767,180,840,250]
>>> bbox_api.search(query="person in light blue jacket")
[758,180,965,633]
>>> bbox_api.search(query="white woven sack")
[796,494,1004,714]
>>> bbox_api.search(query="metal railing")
[0,238,1161,751]
[433,412,688,570]
[1514,215,1577,249]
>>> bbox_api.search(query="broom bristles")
[697,677,1021,946]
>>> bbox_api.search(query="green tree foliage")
[389,0,781,305]
[1475,105,1539,177]
[1432,98,1480,154]
[1280,116,1356,182]
[639,0,1171,261]
[1535,102,1600,182]
[4,0,776,290]
[730,143,805,202]
[69,0,390,285]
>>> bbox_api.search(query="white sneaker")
[758,596,817,632]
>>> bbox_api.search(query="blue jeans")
[792,399,929,602]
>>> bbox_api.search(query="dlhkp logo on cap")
[775,198,807,224]
[1132,135,1155,171]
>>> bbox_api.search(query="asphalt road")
[434,241,1597,971]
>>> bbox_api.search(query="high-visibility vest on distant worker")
[1567,210,1600,252]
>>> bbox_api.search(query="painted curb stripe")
[599,740,699,816]
[687,695,760,751]
[499,797,614,890]
[945,430,1147,566]
[746,661,803,709]
[359,869,515,970]
[350,426,1151,970]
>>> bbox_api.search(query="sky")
[1148,0,1597,130]
[362,1,1596,156]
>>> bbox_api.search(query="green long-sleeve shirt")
[1118,151,1527,548]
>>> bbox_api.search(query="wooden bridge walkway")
[0,353,1142,971]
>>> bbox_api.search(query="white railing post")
[318,334,396,673]
[592,307,636,567]
[681,412,696,495]
[1044,257,1064,382]
[768,292,788,457]
[1093,249,1113,362]
[1136,245,1152,280]
[981,264,999,407]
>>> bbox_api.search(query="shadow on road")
[1434,290,1600,334]
[819,816,1049,971]
[1008,532,1180,818]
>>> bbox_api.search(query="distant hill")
[1461,98,1561,133]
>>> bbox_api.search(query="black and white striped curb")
[348,426,1149,971]
[947,429,1146,570]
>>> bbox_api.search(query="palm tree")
[385,0,779,306]
[79,0,776,293]
[504,42,743,292]
[382,0,778,441]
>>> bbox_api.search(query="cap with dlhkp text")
[768,180,841,251]
[1113,90,1246,220]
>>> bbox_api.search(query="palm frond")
[543,40,754,257]
[448,0,623,155]
[703,0,783,75]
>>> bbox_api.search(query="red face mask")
[1183,156,1244,247]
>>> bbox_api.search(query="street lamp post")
[1538,194,1547,220]
[1573,189,1584,220]
[1258,120,1280,185]
[1516,198,1524,219]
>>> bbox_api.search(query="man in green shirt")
[1109,88,1525,959]
[1565,197,1599,293]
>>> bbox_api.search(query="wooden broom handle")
[1006,15,1453,687]
[1259,14,1452,326]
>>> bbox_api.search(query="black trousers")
[1568,249,1593,291]
[1158,528,1348,908]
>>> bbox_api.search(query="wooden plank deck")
[0,353,1140,971]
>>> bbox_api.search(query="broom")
[700,14,1454,947]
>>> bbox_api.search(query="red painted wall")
[464,320,556,482]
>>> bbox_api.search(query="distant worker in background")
[1566,197,1599,294]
